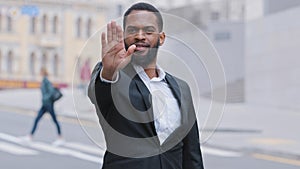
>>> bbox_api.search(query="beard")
[125,39,160,68]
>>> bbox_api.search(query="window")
[76,17,82,37]
[211,11,220,21]
[0,51,2,73]
[117,4,123,17]
[30,17,37,33]
[214,31,231,41]
[42,14,48,33]
[192,10,202,27]
[0,13,2,32]
[30,16,36,33]
[7,15,12,31]
[7,50,13,74]
[29,52,36,75]
[86,18,92,37]
[53,54,59,76]
[53,15,58,34]
[41,52,48,69]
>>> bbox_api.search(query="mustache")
[125,41,149,50]
[132,42,150,48]
[125,39,160,51]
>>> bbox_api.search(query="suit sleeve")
[88,62,102,105]
[88,62,114,118]
[182,121,204,169]
[182,85,205,169]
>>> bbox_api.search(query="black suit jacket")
[88,62,204,169]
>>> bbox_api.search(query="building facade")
[0,0,106,88]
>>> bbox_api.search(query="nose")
[135,29,145,40]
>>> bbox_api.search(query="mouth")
[134,43,150,51]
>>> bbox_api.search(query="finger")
[118,50,133,70]
[107,22,112,43]
[111,21,117,41]
[101,32,106,48]
[126,44,136,57]
[117,25,123,42]
[101,32,107,57]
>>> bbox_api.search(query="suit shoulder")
[165,72,189,87]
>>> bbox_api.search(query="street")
[1,108,299,169]
[0,108,101,169]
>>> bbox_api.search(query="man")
[88,2,204,169]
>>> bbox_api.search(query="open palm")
[101,21,136,80]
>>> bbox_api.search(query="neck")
[143,62,158,79]
[144,68,158,79]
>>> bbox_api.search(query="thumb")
[126,44,136,57]
[117,44,136,70]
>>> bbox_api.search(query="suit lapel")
[165,73,181,107]
[123,64,152,111]
[162,74,192,147]
[134,76,152,109]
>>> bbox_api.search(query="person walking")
[88,2,204,169]
[22,67,64,146]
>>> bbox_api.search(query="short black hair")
[123,2,163,32]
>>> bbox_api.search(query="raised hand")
[101,21,136,80]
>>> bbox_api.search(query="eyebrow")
[126,25,157,30]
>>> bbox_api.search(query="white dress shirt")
[100,64,181,144]
[133,64,181,144]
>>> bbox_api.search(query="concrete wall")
[156,17,245,103]
[206,21,245,83]
[245,6,300,110]
[264,0,300,15]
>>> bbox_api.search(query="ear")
[159,32,166,46]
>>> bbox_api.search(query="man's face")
[124,10,165,68]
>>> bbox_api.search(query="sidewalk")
[0,88,299,159]
[203,101,300,158]
[0,88,98,121]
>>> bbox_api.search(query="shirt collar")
[132,63,166,82]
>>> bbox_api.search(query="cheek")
[150,37,160,47]
[124,37,133,45]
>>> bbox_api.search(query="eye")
[126,27,137,34]
[144,27,155,34]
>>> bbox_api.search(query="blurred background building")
[0,0,106,88]
[1,0,299,109]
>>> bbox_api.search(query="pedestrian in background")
[22,67,64,146]
[80,58,91,95]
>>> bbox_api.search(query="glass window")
[53,16,58,34]
[214,31,231,41]
[0,14,2,32]
[7,15,12,32]
[0,51,2,73]
[87,18,92,37]
[211,11,220,21]
[117,4,123,17]
[42,14,48,33]
[53,54,59,76]
[42,52,47,69]
[29,52,36,75]
[7,51,13,74]
[76,17,82,37]
[30,17,37,33]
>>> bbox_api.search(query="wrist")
[102,68,114,80]
[101,67,118,82]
